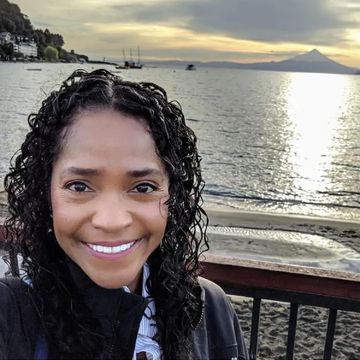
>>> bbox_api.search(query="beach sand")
[206,207,360,246]
[231,296,360,360]
[205,207,360,359]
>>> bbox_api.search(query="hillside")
[0,0,32,34]
[0,0,91,62]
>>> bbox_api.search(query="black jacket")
[0,275,248,359]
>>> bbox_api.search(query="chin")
[89,275,128,290]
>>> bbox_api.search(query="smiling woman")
[1,69,248,359]
[50,109,170,291]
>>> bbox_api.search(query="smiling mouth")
[85,241,137,254]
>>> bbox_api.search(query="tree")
[50,33,64,47]
[44,28,51,44]
[0,0,32,34]
[2,42,13,59]
[44,45,58,61]
[33,29,45,45]
[0,16,16,32]
[0,46,6,60]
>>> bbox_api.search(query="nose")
[91,193,133,232]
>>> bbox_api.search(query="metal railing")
[201,254,360,360]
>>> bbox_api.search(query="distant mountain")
[148,49,359,74]
[233,49,358,74]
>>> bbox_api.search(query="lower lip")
[82,239,143,260]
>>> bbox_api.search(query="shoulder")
[0,277,37,322]
[0,277,33,319]
[198,276,232,312]
[0,277,28,335]
[0,277,39,359]
[198,276,227,298]
[193,277,249,360]
[0,277,22,311]
[0,276,31,306]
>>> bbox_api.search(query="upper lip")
[83,239,141,247]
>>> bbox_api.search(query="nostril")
[91,207,133,231]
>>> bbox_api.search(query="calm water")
[0,63,359,220]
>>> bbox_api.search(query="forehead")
[65,107,148,141]
[55,108,162,170]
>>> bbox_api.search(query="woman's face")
[50,108,169,290]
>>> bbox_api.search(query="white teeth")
[87,242,135,254]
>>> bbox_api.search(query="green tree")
[44,45,58,61]
[0,0,32,34]
[0,46,6,60]
[33,29,45,45]
[0,16,16,32]
[50,33,64,47]
[2,42,13,59]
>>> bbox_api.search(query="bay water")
[1,62,359,221]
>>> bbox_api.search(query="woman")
[1,69,248,359]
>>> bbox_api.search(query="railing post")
[249,297,261,360]
[286,303,299,359]
[323,308,337,360]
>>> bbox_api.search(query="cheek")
[143,198,168,237]
[50,187,77,240]
[159,196,169,220]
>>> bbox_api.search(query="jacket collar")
[66,258,148,358]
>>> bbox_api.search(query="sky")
[14,0,360,67]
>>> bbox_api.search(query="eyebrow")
[62,167,101,177]
[61,166,164,178]
[126,168,164,178]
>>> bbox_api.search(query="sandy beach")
[206,207,360,267]
[205,206,360,359]
[231,296,360,360]
[1,193,360,358]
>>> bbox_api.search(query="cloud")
[13,0,360,66]
[109,0,359,45]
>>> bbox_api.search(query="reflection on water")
[284,73,349,196]
[193,70,360,220]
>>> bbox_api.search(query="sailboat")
[116,47,143,69]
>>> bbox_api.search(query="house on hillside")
[0,32,38,58]
[13,40,38,57]
[0,32,11,45]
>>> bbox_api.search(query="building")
[0,32,11,45]
[0,32,38,58]
[13,41,38,57]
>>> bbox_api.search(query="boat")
[185,64,196,71]
[115,47,143,69]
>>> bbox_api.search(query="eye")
[65,181,92,192]
[133,183,157,193]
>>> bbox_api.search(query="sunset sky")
[14,0,360,68]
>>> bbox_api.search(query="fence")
[202,254,360,359]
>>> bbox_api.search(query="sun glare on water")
[283,73,350,194]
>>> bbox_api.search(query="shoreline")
[204,206,360,273]
[205,206,360,230]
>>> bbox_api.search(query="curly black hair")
[4,69,209,359]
